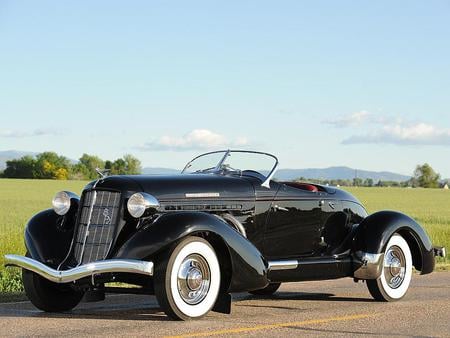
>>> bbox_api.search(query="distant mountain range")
[0,150,412,182]
[273,167,411,182]
[0,150,37,169]
[142,166,411,182]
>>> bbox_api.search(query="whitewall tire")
[154,236,221,320]
[367,234,413,301]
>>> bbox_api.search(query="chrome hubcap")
[177,254,210,305]
[384,245,406,289]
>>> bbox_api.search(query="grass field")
[0,179,88,296]
[0,179,449,296]
[345,186,450,268]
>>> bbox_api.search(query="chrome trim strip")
[4,254,154,283]
[353,251,384,279]
[267,259,298,271]
[185,192,220,198]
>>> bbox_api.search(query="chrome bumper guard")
[4,254,154,284]
[353,251,384,280]
[433,246,446,258]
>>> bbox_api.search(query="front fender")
[114,212,269,292]
[24,209,76,267]
[353,210,434,277]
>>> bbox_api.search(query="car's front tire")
[22,259,84,312]
[154,236,221,320]
[367,234,413,301]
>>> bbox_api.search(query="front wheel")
[367,234,413,301]
[23,270,84,312]
[154,236,221,320]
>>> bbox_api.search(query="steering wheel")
[220,163,240,173]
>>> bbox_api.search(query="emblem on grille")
[103,208,112,225]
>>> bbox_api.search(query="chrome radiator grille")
[73,190,121,265]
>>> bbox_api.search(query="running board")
[267,257,353,282]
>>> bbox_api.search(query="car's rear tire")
[249,283,281,296]
[22,259,84,312]
[367,234,413,301]
[154,236,221,320]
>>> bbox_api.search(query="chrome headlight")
[52,191,78,216]
[127,192,160,218]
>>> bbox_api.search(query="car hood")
[84,174,255,201]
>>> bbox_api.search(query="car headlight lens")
[52,191,72,216]
[127,192,160,218]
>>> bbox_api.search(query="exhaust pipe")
[4,254,154,284]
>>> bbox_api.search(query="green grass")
[0,180,449,299]
[0,179,87,297]
[344,187,450,266]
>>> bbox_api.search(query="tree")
[4,156,36,178]
[34,152,71,179]
[2,151,143,180]
[111,158,127,175]
[54,168,69,180]
[353,178,363,187]
[105,160,113,170]
[72,154,105,180]
[110,155,141,175]
[413,163,440,188]
[123,154,141,175]
[364,178,374,187]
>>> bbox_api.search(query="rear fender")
[353,210,434,278]
[114,212,269,292]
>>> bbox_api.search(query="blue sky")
[1,1,449,177]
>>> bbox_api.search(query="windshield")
[182,150,278,187]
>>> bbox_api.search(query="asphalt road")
[1,272,449,337]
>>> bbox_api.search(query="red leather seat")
[283,182,319,193]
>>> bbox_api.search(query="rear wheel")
[22,256,84,312]
[249,283,281,296]
[367,234,412,301]
[154,236,221,320]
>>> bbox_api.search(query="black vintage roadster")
[5,150,445,320]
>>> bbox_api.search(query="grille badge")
[103,208,112,225]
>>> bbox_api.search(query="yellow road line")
[166,313,375,338]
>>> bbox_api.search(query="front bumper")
[4,254,154,283]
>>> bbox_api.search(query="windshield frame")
[181,150,279,188]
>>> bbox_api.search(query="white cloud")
[324,110,450,146]
[0,128,61,138]
[342,122,450,146]
[139,129,249,151]
[323,110,371,128]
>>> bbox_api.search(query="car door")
[263,184,323,259]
